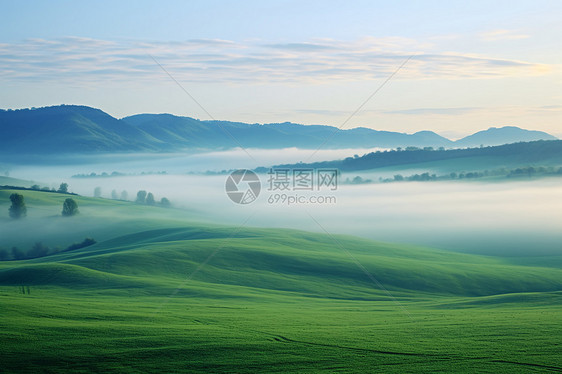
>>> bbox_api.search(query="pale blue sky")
[1,0,561,138]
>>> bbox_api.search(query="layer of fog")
[4,149,562,257]
[7,176,562,258]
[7,147,388,181]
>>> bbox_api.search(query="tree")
[65,238,97,252]
[28,242,49,258]
[58,183,68,193]
[111,189,119,199]
[62,198,79,216]
[11,247,25,260]
[136,190,147,204]
[146,192,155,205]
[94,186,102,198]
[31,184,40,190]
[160,197,171,207]
[0,249,9,261]
[9,193,27,219]
[120,190,128,201]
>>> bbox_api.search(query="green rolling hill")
[2,224,562,298]
[0,189,561,372]
[1,189,561,297]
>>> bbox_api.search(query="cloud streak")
[384,107,483,116]
[479,29,530,41]
[0,36,553,85]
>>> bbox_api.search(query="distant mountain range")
[0,105,557,154]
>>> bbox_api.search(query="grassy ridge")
[1,189,561,372]
[272,140,562,172]
[3,222,562,297]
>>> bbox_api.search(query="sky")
[1,0,561,138]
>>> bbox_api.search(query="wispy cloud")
[0,36,552,85]
[265,42,339,51]
[479,29,530,41]
[384,107,483,116]
[384,105,562,116]
[295,109,357,116]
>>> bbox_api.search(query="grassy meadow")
[1,188,561,372]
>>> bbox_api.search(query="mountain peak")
[455,125,557,147]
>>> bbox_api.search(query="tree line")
[343,166,562,185]
[134,190,171,207]
[28,182,74,193]
[0,238,96,261]
[91,187,171,207]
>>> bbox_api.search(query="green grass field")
[1,189,561,372]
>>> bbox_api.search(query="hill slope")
[1,189,561,298]
[269,140,562,172]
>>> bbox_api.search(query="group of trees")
[344,166,562,185]
[506,166,562,178]
[344,176,373,184]
[91,187,171,207]
[0,238,96,261]
[30,182,69,193]
[110,189,128,200]
[8,193,78,219]
[104,189,130,200]
[378,166,562,184]
[73,171,126,178]
[7,185,170,221]
[135,190,171,207]
[383,171,486,183]
[72,171,166,178]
